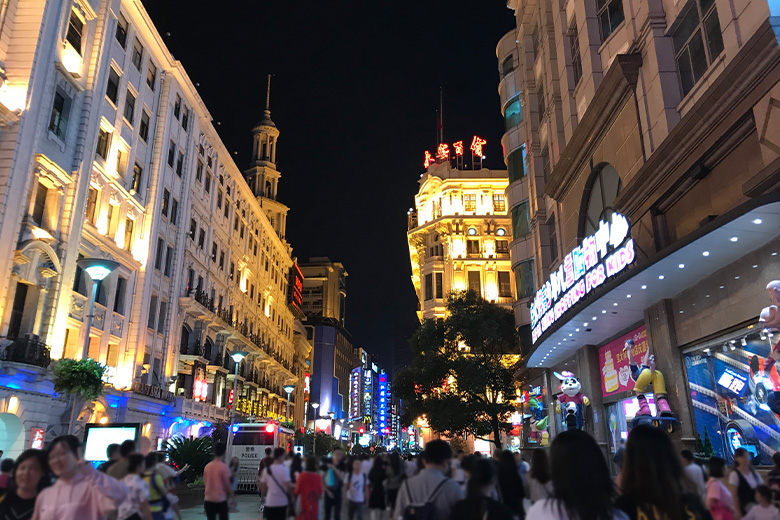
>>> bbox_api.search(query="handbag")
[710,501,735,520]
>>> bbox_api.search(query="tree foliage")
[396,291,521,450]
[52,358,106,401]
[294,431,347,456]
[165,435,213,482]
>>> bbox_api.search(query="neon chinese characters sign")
[424,135,486,167]
[350,368,361,419]
[530,212,635,343]
[378,374,388,435]
[470,136,487,157]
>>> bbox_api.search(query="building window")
[498,271,512,297]
[217,191,222,209]
[182,107,189,130]
[424,273,433,301]
[511,201,531,238]
[106,68,120,105]
[170,198,178,225]
[537,86,546,121]
[96,129,110,160]
[492,194,506,213]
[548,214,558,262]
[115,12,128,48]
[155,237,164,270]
[147,295,157,330]
[131,163,143,193]
[66,10,83,55]
[173,95,181,119]
[597,0,625,42]
[223,202,229,219]
[49,89,70,139]
[139,110,150,142]
[146,62,157,90]
[541,147,551,182]
[198,229,205,249]
[532,25,540,58]
[219,251,225,270]
[196,161,203,182]
[507,145,526,183]
[32,182,47,226]
[176,151,183,177]
[189,218,197,241]
[114,276,126,314]
[435,272,443,299]
[501,55,514,77]
[131,38,143,70]
[164,246,173,276]
[504,95,523,131]
[123,89,135,123]
[106,205,118,238]
[161,188,169,217]
[86,187,98,224]
[157,300,167,333]
[211,242,218,262]
[672,0,724,97]
[123,218,133,251]
[167,141,175,166]
[468,271,481,295]
[570,22,583,86]
[514,259,536,299]
[463,193,477,212]
[467,239,480,256]
[497,240,509,254]
[582,163,622,236]
[205,174,211,193]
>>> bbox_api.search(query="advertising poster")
[598,325,648,397]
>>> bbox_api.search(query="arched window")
[204,337,214,363]
[580,163,622,237]
[265,181,272,198]
[179,325,190,355]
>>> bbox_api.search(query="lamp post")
[311,402,319,456]
[283,384,295,423]
[227,350,248,455]
[69,257,119,434]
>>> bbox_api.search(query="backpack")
[401,477,449,520]
[325,467,337,488]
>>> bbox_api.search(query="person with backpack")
[385,452,406,512]
[347,458,368,520]
[323,448,347,520]
[393,440,464,520]
[730,448,764,519]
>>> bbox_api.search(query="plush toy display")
[554,371,590,430]
[760,280,780,372]
[624,339,673,417]
[528,415,549,446]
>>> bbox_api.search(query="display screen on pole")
[83,423,140,462]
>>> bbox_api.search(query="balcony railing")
[2,336,51,368]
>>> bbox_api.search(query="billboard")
[378,373,388,435]
[349,368,362,419]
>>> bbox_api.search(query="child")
[118,454,152,520]
[346,458,367,520]
[744,485,780,520]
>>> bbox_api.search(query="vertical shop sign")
[378,374,387,435]
[350,368,361,419]
[598,325,648,396]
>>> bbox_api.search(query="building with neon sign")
[497,0,780,463]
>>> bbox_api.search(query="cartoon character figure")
[760,281,780,371]
[554,371,590,429]
[624,339,673,417]
[529,415,549,445]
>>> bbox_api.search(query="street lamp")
[69,257,119,434]
[227,350,248,454]
[311,402,319,456]
[283,384,295,423]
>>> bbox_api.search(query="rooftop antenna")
[265,74,272,113]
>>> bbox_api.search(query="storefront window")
[685,328,775,466]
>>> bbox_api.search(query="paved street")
[180,495,262,520]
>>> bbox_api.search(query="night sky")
[142,1,516,371]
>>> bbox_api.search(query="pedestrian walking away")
[346,458,367,520]
[203,442,234,520]
[293,456,323,520]
[259,448,291,520]
[450,457,518,520]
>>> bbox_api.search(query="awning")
[528,195,780,367]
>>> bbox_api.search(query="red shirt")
[294,472,324,520]
[203,459,232,503]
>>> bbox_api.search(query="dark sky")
[142,0,516,371]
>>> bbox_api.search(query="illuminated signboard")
[30,428,44,449]
[470,136,486,157]
[378,373,388,435]
[424,135,487,167]
[349,368,362,419]
[531,212,634,343]
[287,263,305,317]
[363,368,373,418]
[717,368,748,397]
[193,378,209,402]
[304,373,310,394]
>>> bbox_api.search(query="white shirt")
[361,460,372,475]
[451,459,465,483]
[729,468,762,489]
[744,504,780,520]
[260,464,291,508]
[684,463,706,498]
[346,471,367,503]
[525,476,553,503]
[527,499,630,520]
[118,474,149,520]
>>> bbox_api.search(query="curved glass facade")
[507,145,526,183]
[514,259,535,299]
[504,96,523,131]
[511,201,531,238]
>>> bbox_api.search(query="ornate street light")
[310,402,320,456]
[227,350,248,454]
[283,384,295,422]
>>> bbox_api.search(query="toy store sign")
[531,213,634,343]
[598,325,648,397]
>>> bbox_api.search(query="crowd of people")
[0,426,779,520]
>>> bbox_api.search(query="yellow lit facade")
[408,161,515,320]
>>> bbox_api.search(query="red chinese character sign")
[423,136,487,170]
[436,143,450,160]
[470,136,487,157]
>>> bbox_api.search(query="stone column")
[576,344,611,460]
[644,299,696,451]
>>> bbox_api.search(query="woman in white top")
[525,448,553,503]
[526,430,629,520]
[706,457,735,520]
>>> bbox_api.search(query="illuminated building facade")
[0,0,307,454]
[498,0,780,459]
[407,159,516,320]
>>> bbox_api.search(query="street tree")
[396,291,521,450]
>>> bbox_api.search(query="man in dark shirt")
[97,443,121,473]
[107,439,136,480]
[256,447,273,510]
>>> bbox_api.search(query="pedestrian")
[616,425,709,520]
[118,454,152,520]
[32,435,128,520]
[256,447,273,511]
[451,457,517,520]
[203,442,233,520]
[289,454,303,486]
[259,448,291,520]
[294,456,323,520]
[497,450,525,517]
[767,453,780,505]
[144,453,177,520]
[0,449,50,520]
[682,449,707,501]
[393,440,464,520]
[0,459,13,495]
[515,453,529,481]
[404,455,416,479]
[108,440,137,481]
[525,448,552,504]
[227,457,239,512]
[730,447,763,518]
[346,458,367,520]
[707,456,735,520]
[98,444,121,473]
[526,429,628,520]
[367,456,386,520]
[323,448,346,520]
[744,486,780,520]
[461,454,478,494]
[360,454,372,476]
[384,452,405,513]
